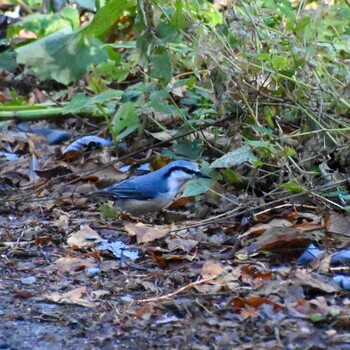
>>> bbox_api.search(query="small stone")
[21,276,36,285]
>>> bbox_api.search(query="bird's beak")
[196,172,211,179]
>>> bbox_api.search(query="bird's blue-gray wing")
[102,177,167,200]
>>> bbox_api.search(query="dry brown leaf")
[195,261,240,293]
[124,222,170,244]
[77,159,127,186]
[238,219,292,239]
[326,213,350,237]
[145,130,173,141]
[165,236,198,252]
[52,209,71,230]
[201,260,225,279]
[236,226,311,259]
[231,296,284,312]
[45,287,95,307]
[67,225,101,248]
[293,269,339,293]
[54,257,95,273]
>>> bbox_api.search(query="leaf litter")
[0,87,350,350]
[1,135,349,349]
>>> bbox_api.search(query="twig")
[169,177,349,233]
[135,277,215,303]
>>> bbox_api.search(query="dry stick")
[135,277,216,303]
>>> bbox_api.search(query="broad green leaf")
[181,161,215,197]
[174,139,203,160]
[95,60,130,82]
[0,50,18,72]
[181,177,214,197]
[7,8,80,40]
[112,102,139,141]
[62,89,123,114]
[150,52,172,85]
[169,0,187,30]
[146,90,178,115]
[146,99,178,115]
[16,27,107,85]
[211,145,258,168]
[83,0,136,37]
[15,0,136,85]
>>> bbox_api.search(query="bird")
[90,160,211,216]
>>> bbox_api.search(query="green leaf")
[0,50,18,72]
[15,0,136,85]
[150,52,173,85]
[146,90,178,115]
[284,146,297,157]
[112,102,139,141]
[106,41,137,49]
[174,139,203,159]
[294,16,311,33]
[221,168,241,184]
[281,182,304,193]
[62,89,123,114]
[169,0,187,30]
[271,55,290,70]
[16,27,107,85]
[99,203,119,219]
[309,314,325,323]
[211,145,258,168]
[181,162,215,197]
[181,177,214,198]
[84,0,136,37]
[251,125,274,139]
[7,8,80,40]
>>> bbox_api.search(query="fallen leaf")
[67,225,101,248]
[236,226,311,260]
[195,260,240,293]
[165,236,198,252]
[201,260,225,279]
[238,219,293,239]
[13,289,35,298]
[124,222,170,244]
[45,286,95,307]
[325,213,350,236]
[293,269,340,293]
[54,257,95,273]
[230,296,284,312]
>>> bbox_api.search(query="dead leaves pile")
[1,123,350,349]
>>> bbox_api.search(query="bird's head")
[161,160,210,194]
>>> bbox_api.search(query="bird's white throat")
[166,170,195,195]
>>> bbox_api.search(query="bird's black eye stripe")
[164,166,198,178]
